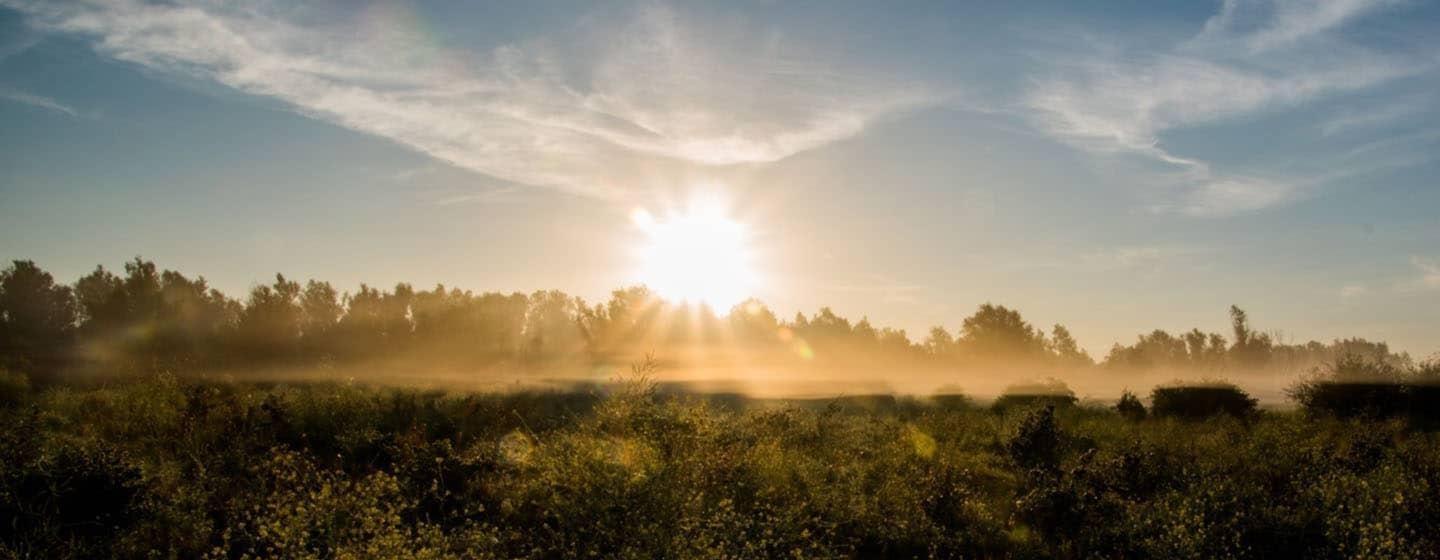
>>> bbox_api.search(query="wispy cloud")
[1412,256,1440,290]
[1173,176,1298,217]
[1194,0,1401,53]
[3,0,932,196]
[1340,283,1369,299]
[1320,97,1431,136]
[0,88,79,116]
[1024,0,1433,217]
[432,187,522,207]
[1080,244,1211,271]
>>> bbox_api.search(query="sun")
[631,199,758,312]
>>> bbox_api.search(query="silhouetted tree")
[235,274,303,360]
[923,326,955,358]
[523,290,586,362]
[299,280,342,357]
[150,269,236,368]
[1228,305,1272,369]
[0,256,1417,381]
[73,265,125,334]
[958,303,1045,361]
[0,261,78,374]
[1049,324,1092,366]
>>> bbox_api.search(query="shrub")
[1289,354,1406,419]
[0,368,29,408]
[1116,390,1147,421]
[0,441,144,558]
[930,384,971,410]
[1006,405,1065,471]
[1290,356,1440,426]
[1409,360,1440,428]
[1150,382,1257,419]
[992,378,1077,412]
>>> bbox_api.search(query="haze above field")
[1,0,1438,359]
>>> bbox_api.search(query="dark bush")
[1290,354,1405,419]
[1290,356,1440,426]
[1409,362,1440,427]
[0,368,29,409]
[0,442,144,557]
[931,384,971,410]
[1292,382,1406,419]
[1116,389,1147,421]
[1150,382,1257,419]
[1006,405,1065,471]
[992,378,1077,413]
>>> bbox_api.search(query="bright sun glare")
[632,199,757,313]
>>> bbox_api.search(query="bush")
[1289,354,1405,419]
[1116,390,1147,421]
[1150,382,1257,419]
[992,378,1077,412]
[0,441,144,558]
[1006,405,1066,471]
[1291,356,1440,426]
[0,368,29,408]
[930,384,971,410]
[1410,361,1440,428]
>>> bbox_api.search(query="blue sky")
[1,0,1437,357]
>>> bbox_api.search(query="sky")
[1,0,1437,358]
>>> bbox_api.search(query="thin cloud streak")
[1412,256,1440,290]
[1194,0,1402,53]
[1320,97,1430,137]
[1023,0,1433,217]
[0,88,79,116]
[3,0,933,197]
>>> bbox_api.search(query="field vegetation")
[3,258,1439,558]
[3,361,1440,559]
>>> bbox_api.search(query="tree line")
[0,258,1415,379]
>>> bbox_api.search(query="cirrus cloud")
[3,0,934,197]
[1023,0,1434,217]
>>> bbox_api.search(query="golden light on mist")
[631,196,758,313]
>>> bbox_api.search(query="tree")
[522,290,586,362]
[1228,305,1272,369]
[0,261,78,373]
[299,280,343,357]
[728,298,779,345]
[235,274,303,360]
[73,265,125,334]
[590,286,663,350]
[852,318,879,344]
[1049,324,1092,366]
[958,303,1045,361]
[150,269,237,368]
[923,326,955,357]
[69,260,238,370]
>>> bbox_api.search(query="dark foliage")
[1116,389,1147,421]
[1007,405,1066,471]
[0,259,1415,383]
[1,377,1437,558]
[1150,383,1258,419]
[992,378,1078,413]
[1292,355,1440,427]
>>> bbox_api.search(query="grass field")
[3,366,1438,559]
